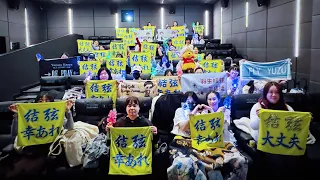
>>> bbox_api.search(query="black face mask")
[133,73,141,80]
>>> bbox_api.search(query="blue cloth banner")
[39,56,81,77]
[181,72,227,95]
[240,59,291,81]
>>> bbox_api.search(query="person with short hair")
[194,67,204,74]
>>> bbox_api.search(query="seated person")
[132,66,143,80]
[191,33,202,45]
[87,53,96,61]
[84,66,112,84]
[243,80,287,94]
[155,55,173,76]
[92,40,100,50]
[227,64,249,96]
[163,38,176,54]
[183,38,193,50]
[205,53,213,60]
[164,69,174,76]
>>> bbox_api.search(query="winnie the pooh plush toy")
[181,47,196,72]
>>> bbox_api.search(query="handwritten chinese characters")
[154,76,181,94]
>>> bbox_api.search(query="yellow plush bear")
[181,47,196,71]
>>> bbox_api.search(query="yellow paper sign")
[116,28,127,38]
[109,127,152,175]
[172,36,185,50]
[129,52,152,74]
[85,80,117,106]
[110,42,127,58]
[141,42,157,57]
[77,39,93,54]
[257,110,311,156]
[189,112,224,150]
[107,58,127,74]
[194,25,204,36]
[199,60,224,73]
[93,50,110,61]
[17,102,66,146]
[171,26,185,37]
[129,28,140,33]
[143,26,156,37]
[79,61,101,76]
[123,32,135,46]
[168,51,181,61]
[153,76,181,94]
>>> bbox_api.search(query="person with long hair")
[84,66,113,84]
[155,55,173,76]
[227,63,249,96]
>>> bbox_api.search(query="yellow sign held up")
[168,51,181,61]
[79,61,101,76]
[153,76,181,94]
[171,26,185,37]
[143,26,156,37]
[93,50,110,62]
[85,80,117,106]
[107,58,127,74]
[141,42,158,57]
[129,52,152,74]
[199,60,224,73]
[17,102,66,146]
[110,42,127,58]
[172,36,185,50]
[77,40,93,54]
[116,28,127,38]
[258,110,311,156]
[189,112,224,150]
[194,25,205,36]
[123,32,136,46]
[109,127,152,175]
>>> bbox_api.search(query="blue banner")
[39,56,81,77]
[240,59,291,81]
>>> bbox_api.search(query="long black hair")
[164,69,173,76]
[34,92,54,103]
[259,82,288,110]
[97,67,112,80]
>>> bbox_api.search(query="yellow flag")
[199,60,224,73]
[107,58,127,74]
[79,61,101,76]
[77,40,93,54]
[258,110,311,156]
[17,102,66,146]
[109,127,152,175]
[116,28,127,38]
[190,112,224,150]
[85,80,117,105]
[168,51,181,61]
[194,25,204,36]
[153,76,181,94]
[110,42,127,58]
[129,52,152,74]
[141,42,158,57]
[123,32,136,46]
[172,36,185,50]
[171,26,185,37]
[93,50,110,61]
[143,26,156,37]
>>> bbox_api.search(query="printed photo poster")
[39,56,81,77]
[129,28,140,33]
[110,42,127,58]
[189,112,224,150]
[181,72,227,96]
[116,28,128,38]
[257,110,311,156]
[172,36,186,50]
[171,26,185,37]
[129,52,152,74]
[134,30,153,42]
[141,42,158,57]
[109,127,152,175]
[198,60,224,73]
[107,58,127,74]
[79,61,101,76]
[17,102,66,146]
[143,26,156,37]
[85,80,117,106]
[77,40,93,54]
[118,80,159,98]
[168,51,181,61]
[157,29,178,41]
[153,76,181,94]
[123,32,136,46]
[93,50,111,62]
[193,25,205,36]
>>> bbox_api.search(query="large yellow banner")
[168,51,181,61]
[116,28,127,38]
[171,26,185,37]
[123,32,135,46]
[79,61,101,76]
[109,127,152,175]
[153,76,181,94]
[189,112,224,150]
[194,25,205,36]
[129,52,152,74]
[85,80,117,105]
[258,110,311,156]
[93,50,110,61]
[110,42,127,58]
[143,26,156,37]
[17,102,66,146]
[141,42,158,58]
[172,36,185,50]
[118,80,158,98]
[107,58,127,74]
[77,40,93,54]
[198,60,224,73]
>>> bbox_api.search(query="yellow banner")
[116,28,127,38]
[129,28,140,33]
[93,50,110,61]
[79,61,101,76]
[77,39,93,54]
[123,32,135,46]
[17,102,66,146]
[110,42,127,58]
[118,80,159,98]
[129,52,152,74]
[168,51,181,61]
[257,110,311,156]
[141,42,157,58]
[172,36,185,50]
[109,127,152,175]
[194,25,204,36]
[198,60,224,73]
[153,76,181,94]
[85,80,117,106]
[171,26,185,37]
[107,58,127,74]
[189,112,224,150]
[143,26,156,37]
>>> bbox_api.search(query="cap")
[132,66,142,73]
[88,53,95,59]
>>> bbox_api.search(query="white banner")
[157,29,178,41]
[134,30,153,42]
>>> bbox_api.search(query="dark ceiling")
[30,0,219,5]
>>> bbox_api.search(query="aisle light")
[68,8,73,34]
[205,10,209,36]
[245,1,249,28]
[161,7,164,29]
[295,0,300,57]
[24,8,30,47]
[115,13,119,28]
[220,7,223,42]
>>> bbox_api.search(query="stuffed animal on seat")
[181,47,196,72]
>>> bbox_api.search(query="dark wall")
[0,0,47,53]
[47,4,213,39]
[213,0,312,85]
[0,34,82,102]
[310,0,320,92]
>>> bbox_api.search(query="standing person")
[183,38,193,50]
[173,21,178,27]
[147,22,152,26]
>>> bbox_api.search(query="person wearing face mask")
[132,66,143,80]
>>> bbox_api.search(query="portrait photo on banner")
[157,29,178,41]
[118,80,158,98]
[134,30,153,42]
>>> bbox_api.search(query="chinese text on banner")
[77,40,93,54]
[79,61,101,76]
[172,36,185,50]
[93,50,110,61]
[107,58,127,74]
[199,60,224,73]
[85,80,117,105]
[168,51,181,61]
[153,76,181,94]
[116,28,127,38]
[129,52,152,74]
[110,42,127,58]
[141,42,158,57]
